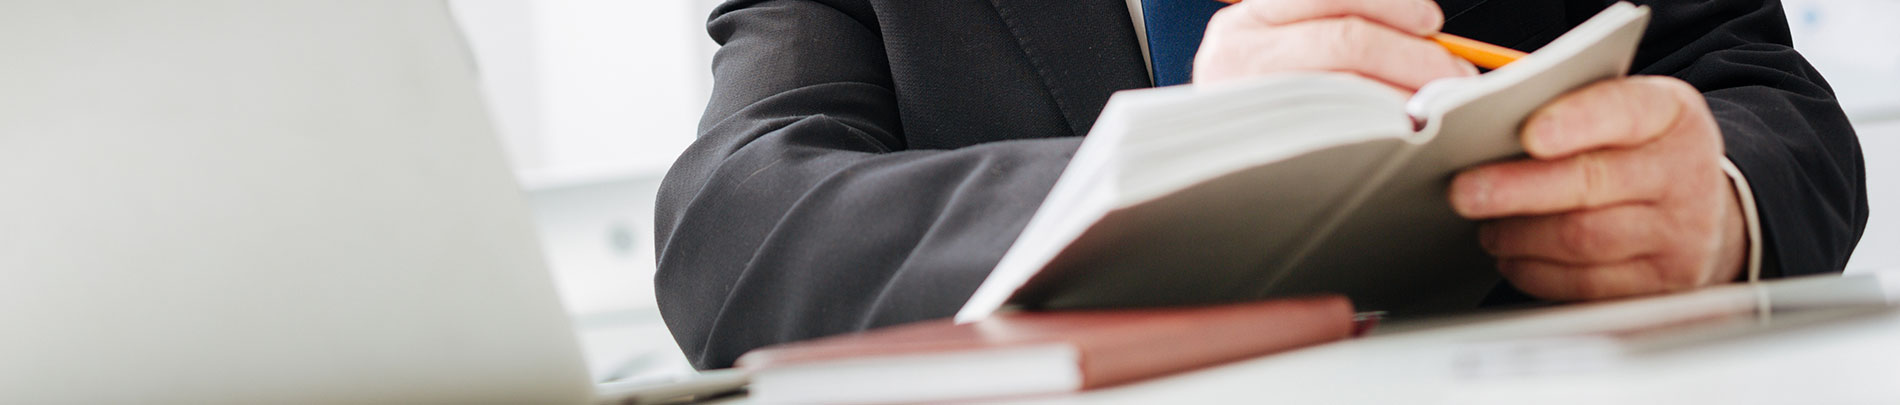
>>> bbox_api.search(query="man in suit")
[656,0,1866,369]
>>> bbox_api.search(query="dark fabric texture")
[1142,0,1230,86]
[655,0,1866,369]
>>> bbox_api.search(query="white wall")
[1848,121,1900,274]
[453,0,714,189]
[450,0,720,381]
[1784,0,1900,122]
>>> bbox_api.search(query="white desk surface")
[706,271,1900,405]
[1024,274,1900,404]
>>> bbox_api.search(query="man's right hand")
[1193,0,1476,92]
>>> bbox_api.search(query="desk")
[701,271,1900,404]
[1034,275,1900,404]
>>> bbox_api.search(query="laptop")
[1,1,599,402]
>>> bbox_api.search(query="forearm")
[656,0,1080,369]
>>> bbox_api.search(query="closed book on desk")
[736,296,1354,404]
[956,3,1652,321]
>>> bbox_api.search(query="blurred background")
[445,0,1900,383]
[447,0,714,383]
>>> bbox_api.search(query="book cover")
[959,3,1653,322]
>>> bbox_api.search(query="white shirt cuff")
[1719,157,1764,283]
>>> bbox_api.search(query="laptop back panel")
[0,1,592,402]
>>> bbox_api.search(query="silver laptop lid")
[0,1,592,403]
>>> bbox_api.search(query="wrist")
[1712,178,1749,285]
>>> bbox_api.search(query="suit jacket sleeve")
[654,0,1080,369]
[1620,0,1867,278]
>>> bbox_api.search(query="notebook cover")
[737,295,1354,389]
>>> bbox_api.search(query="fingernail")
[1452,171,1490,217]
[1417,0,1445,32]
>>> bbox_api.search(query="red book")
[736,296,1355,404]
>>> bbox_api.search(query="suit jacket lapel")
[989,0,1152,138]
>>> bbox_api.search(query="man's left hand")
[1449,76,1749,301]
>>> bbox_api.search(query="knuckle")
[1280,0,1330,20]
[1558,214,1607,259]
[1606,82,1650,139]
[1207,6,1251,30]
[1195,38,1234,68]
[1313,18,1372,66]
[1576,154,1610,208]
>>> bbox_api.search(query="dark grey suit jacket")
[655,0,1867,369]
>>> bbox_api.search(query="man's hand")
[1194,0,1475,91]
[1450,77,1750,301]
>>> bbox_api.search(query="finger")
[1521,76,1703,159]
[1449,146,1669,218]
[1254,18,1477,90]
[1228,0,1444,35]
[1479,205,1669,263]
[1496,258,1674,301]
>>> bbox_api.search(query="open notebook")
[958,3,1653,322]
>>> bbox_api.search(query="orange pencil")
[1209,0,1527,69]
[1428,33,1526,70]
